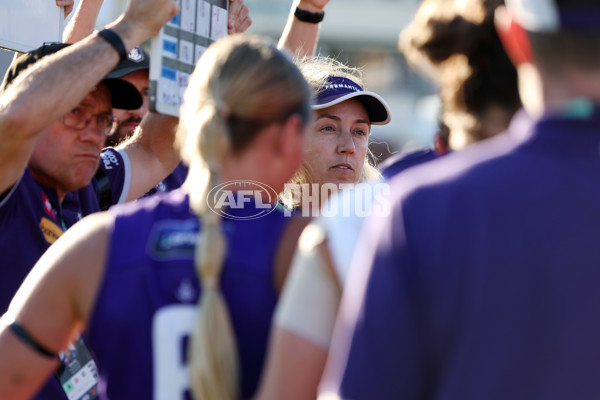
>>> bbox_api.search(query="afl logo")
[207,180,279,220]
[127,47,145,63]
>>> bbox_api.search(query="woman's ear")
[495,5,534,66]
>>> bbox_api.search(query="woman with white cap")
[257,58,391,400]
[280,57,391,212]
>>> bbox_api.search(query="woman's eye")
[354,129,367,136]
[320,125,335,133]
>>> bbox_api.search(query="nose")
[127,106,144,120]
[336,131,356,154]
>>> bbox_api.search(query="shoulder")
[379,148,438,179]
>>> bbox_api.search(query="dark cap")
[106,46,150,79]
[314,76,391,125]
[2,43,142,110]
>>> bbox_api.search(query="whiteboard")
[149,0,228,117]
[0,0,64,53]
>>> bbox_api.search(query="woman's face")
[304,98,371,186]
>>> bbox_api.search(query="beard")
[105,117,142,147]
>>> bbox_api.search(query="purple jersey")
[0,147,128,400]
[324,108,600,399]
[86,190,289,399]
[378,148,438,180]
[0,148,128,311]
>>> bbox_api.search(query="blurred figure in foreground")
[320,0,600,398]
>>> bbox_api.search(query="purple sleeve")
[99,148,130,204]
[320,197,427,400]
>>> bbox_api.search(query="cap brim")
[101,78,143,110]
[313,91,391,125]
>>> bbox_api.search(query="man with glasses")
[0,1,178,398]
[0,0,179,322]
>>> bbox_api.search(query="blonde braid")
[187,104,239,400]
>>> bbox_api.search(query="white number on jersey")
[152,305,197,400]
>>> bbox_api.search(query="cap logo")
[316,76,364,106]
[322,82,360,93]
[127,47,145,63]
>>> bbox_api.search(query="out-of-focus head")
[104,47,151,147]
[280,57,390,209]
[177,34,312,400]
[178,34,313,201]
[400,0,521,150]
[504,0,600,73]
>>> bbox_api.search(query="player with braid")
[0,34,312,400]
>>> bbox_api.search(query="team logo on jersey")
[176,279,197,303]
[40,217,63,244]
[148,219,198,260]
[127,47,145,63]
[206,180,278,220]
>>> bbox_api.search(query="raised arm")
[116,0,252,201]
[278,0,330,58]
[118,112,180,201]
[0,0,179,195]
[63,0,104,43]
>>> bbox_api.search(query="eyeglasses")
[63,106,119,137]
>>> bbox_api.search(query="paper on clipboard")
[0,1,64,53]
[149,0,229,117]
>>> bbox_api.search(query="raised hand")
[228,0,252,34]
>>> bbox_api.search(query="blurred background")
[0,0,440,161]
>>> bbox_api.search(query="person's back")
[88,189,288,398]
[319,1,600,398]
[346,109,600,398]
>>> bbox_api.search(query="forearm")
[0,0,177,144]
[278,0,327,58]
[3,26,134,141]
[63,0,104,43]
[119,112,181,201]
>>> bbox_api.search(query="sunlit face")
[304,98,370,186]
[29,85,112,199]
[108,69,149,146]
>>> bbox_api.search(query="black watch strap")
[294,7,325,24]
[97,29,128,62]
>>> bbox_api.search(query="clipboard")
[0,0,64,53]
[149,0,229,117]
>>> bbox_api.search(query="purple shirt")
[0,147,128,400]
[378,148,439,180]
[324,108,600,399]
[87,190,290,399]
[0,148,128,311]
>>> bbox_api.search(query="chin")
[330,175,360,186]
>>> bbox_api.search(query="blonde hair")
[176,34,311,400]
[280,56,382,209]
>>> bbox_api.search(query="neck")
[30,169,67,203]
[520,62,600,117]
